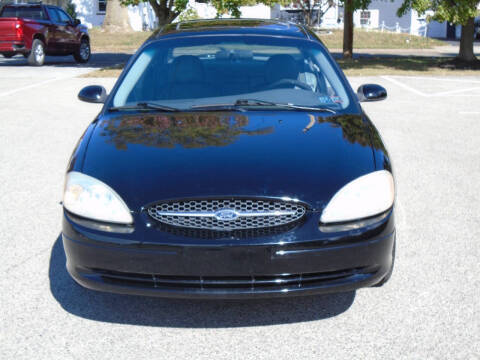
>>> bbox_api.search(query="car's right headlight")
[63,171,133,224]
[320,170,394,224]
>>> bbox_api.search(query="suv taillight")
[15,20,24,39]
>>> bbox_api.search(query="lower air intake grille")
[147,198,306,231]
[96,268,368,291]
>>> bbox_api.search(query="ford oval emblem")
[214,209,239,221]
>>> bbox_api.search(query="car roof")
[2,2,45,6]
[148,19,316,42]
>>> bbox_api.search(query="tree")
[120,0,281,27]
[65,0,77,19]
[459,16,477,62]
[317,115,386,150]
[122,0,189,26]
[176,4,200,22]
[340,0,372,59]
[398,0,480,62]
[103,0,133,31]
[289,0,335,26]
[100,114,274,150]
[211,0,255,18]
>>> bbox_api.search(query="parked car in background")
[0,2,90,65]
[64,19,395,299]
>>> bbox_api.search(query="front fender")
[67,120,98,173]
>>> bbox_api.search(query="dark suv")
[0,2,90,65]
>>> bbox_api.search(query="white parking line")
[381,75,480,97]
[396,76,480,84]
[441,94,480,97]
[381,76,427,97]
[459,111,480,115]
[0,76,67,98]
[434,87,480,96]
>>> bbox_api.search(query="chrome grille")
[147,199,306,231]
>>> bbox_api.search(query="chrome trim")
[155,210,297,217]
[147,199,306,231]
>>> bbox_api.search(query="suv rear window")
[0,6,46,20]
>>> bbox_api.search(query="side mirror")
[357,84,387,102]
[78,85,107,103]
[73,18,81,26]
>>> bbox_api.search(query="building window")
[360,11,371,26]
[98,0,106,13]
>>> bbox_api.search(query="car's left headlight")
[63,171,133,224]
[320,170,394,224]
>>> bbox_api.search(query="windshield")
[112,36,353,112]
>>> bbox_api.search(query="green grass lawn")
[89,28,152,53]
[89,27,446,53]
[337,57,480,76]
[82,56,479,78]
[318,29,446,49]
[84,27,476,77]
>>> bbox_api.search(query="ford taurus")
[63,19,395,298]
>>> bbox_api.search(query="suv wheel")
[2,52,15,58]
[28,39,45,66]
[74,38,91,63]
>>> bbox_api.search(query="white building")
[352,0,463,39]
[270,3,340,28]
[270,1,434,36]
[272,0,473,39]
[72,0,477,38]
[72,0,272,31]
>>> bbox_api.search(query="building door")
[446,23,456,39]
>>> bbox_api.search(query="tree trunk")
[102,0,132,32]
[343,0,354,59]
[149,0,179,27]
[307,11,312,26]
[458,17,477,62]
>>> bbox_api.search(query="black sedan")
[63,19,395,298]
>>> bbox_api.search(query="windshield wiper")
[191,99,336,113]
[108,102,180,112]
[189,103,243,111]
[236,99,337,113]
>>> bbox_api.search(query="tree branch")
[148,0,162,15]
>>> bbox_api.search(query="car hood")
[79,111,386,211]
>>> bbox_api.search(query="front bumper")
[62,210,395,299]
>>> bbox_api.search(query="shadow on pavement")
[0,52,132,68]
[49,234,356,327]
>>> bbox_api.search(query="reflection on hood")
[318,115,385,151]
[99,114,274,150]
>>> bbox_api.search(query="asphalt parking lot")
[1,61,479,359]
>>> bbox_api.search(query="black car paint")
[357,84,388,102]
[78,85,107,104]
[64,19,394,298]
[68,112,390,213]
[63,210,394,298]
